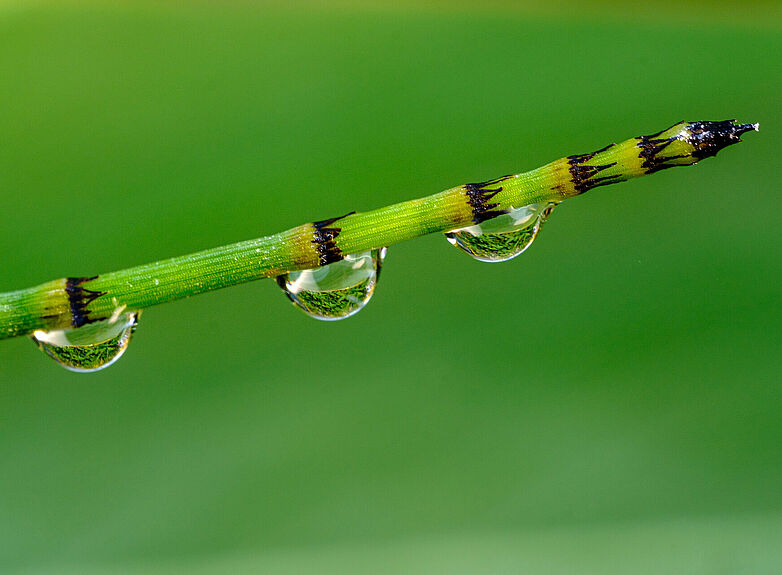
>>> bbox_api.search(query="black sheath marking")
[312,212,355,265]
[66,276,106,328]
[686,120,757,160]
[567,148,622,194]
[635,122,690,174]
[636,134,685,174]
[635,120,757,173]
[464,175,513,224]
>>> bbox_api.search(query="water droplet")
[32,312,139,373]
[445,202,557,262]
[276,248,386,321]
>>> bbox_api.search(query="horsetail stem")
[0,120,758,341]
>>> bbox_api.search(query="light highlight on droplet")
[32,312,139,373]
[276,248,386,321]
[445,202,556,262]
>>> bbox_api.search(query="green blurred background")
[1,2,780,573]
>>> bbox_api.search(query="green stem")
[0,120,758,340]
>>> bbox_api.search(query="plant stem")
[0,120,758,340]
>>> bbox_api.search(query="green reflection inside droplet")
[276,248,386,321]
[32,312,139,373]
[445,202,556,262]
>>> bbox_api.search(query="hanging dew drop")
[31,312,139,373]
[276,248,386,321]
[445,202,557,262]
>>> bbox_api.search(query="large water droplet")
[445,202,556,262]
[276,248,386,321]
[32,312,139,372]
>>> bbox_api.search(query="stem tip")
[686,120,759,159]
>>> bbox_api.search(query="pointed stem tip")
[686,120,759,159]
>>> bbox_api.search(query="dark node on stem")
[687,120,759,160]
[66,276,106,328]
[312,212,355,265]
[567,149,622,193]
[464,175,513,224]
[636,131,687,174]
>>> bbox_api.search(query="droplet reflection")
[32,312,139,373]
[445,202,556,262]
[276,248,386,320]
